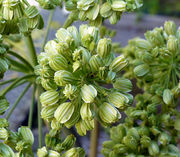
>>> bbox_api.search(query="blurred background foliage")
[140,0,180,16]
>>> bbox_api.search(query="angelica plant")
[35,24,133,136]
[7,0,180,157]
[102,21,180,157]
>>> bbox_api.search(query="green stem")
[89,120,99,157]
[6,83,32,120]
[41,9,55,52]
[63,12,76,29]
[0,78,17,86]
[28,84,37,129]
[7,51,34,72]
[0,74,35,96]
[6,56,31,73]
[37,86,43,148]
[5,38,25,53]
[24,35,38,66]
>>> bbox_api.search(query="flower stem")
[7,50,34,72]
[1,74,35,96]
[24,35,38,66]
[37,86,43,148]
[28,84,37,129]
[6,83,32,120]
[89,120,99,157]
[0,78,17,86]
[41,9,55,52]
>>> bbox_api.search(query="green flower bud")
[63,147,85,157]
[108,92,129,109]
[0,127,9,140]
[101,148,111,157]
[64,106,80,129]
[106,70,116,83]
[167,35,179,53]
[140,135,151,148]
[41,104,58,121]
[40,90,59,106]
[0,143,15,157]
[54,102,74,123]
[163,89,173,105]
[77,0,95,11]
[123,135,137,151]
[127,128,140,141]
[36,0,62,10]
[100,2,112,18]
[103,141,115,149]
[0,118,9,128]
[41,78,57,91]
[63,84,77,99]
[67,26,81,47]
[54,70,77,86]
[158,132,171,146]
[79,25,99,50]
[51,119,63,130]
[37,147,48,157]
[164,21,176,36]
[113,78,132,92]
[145,27,165,46]
[49,53,68,71]
[89,55,104,72]
[98,102,121,124]
[89,15,103,27]
[65,0,77,11]
[0,58,9,78]
[86,4,99,20]
[40,65,55,78]
[133,64,149,77]
[80,103,92,120]
[81,84,97,103]
[111,1,126,12]
[113,144,128,154]
[109,12,120,25]
[135,38,152,50]
[0,97,9,115]
[75,119,94,136]
[110,125,126,142]
[148,141,159,156]
[44,40,61,55]
[138,126,150,136]
[61,134,76,151]
[56,28,75,47]
[18,126,34,145]
[97,38,112,58]
[79,11,87,21]
[110,55,128,72]
[48,150,61,157]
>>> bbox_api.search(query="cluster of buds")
[38,146,85,157]
[0,118,34,156]
[102,93,180,157]
[0,0,44,35]
[35,24,132,135]
[0,35,9,79]
[36,0,63,9]
[39,0,143,27]
[38,147,85,157]
[122,21,180,104]
[37,127,85,157]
